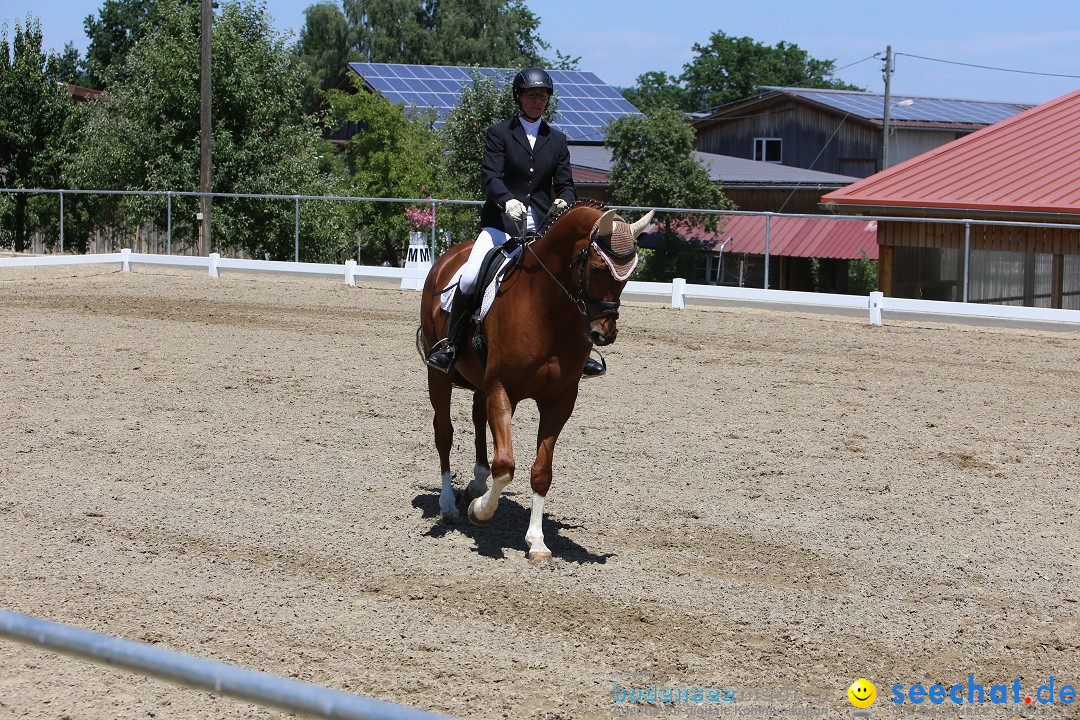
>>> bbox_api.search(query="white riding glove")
[553,198,568,211]
[504,199,527,221]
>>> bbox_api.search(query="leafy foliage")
[847,250,879,294]
[0,17,72,251]
[624,31,861,113]
[606,106,732,217]
[65,0,349,260]
[606,106,734,282]
[327,78,444,264]
[81,0,198,89]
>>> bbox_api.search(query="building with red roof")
[822,89,1080,308]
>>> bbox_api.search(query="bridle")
[524,228,633,322]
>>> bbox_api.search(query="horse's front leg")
[429,368,459,522]
[527,389,578,564]
[468,390,491,499]
[468,384,514,524]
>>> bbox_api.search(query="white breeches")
[458,227,510,294]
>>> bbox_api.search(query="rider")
[426,67,605,378]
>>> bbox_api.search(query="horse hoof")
[529,550,553,565]
[438,510,460,525]
[467,499,490,525]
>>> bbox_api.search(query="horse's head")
[576,208,655,346]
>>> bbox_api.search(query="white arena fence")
[0,609,455,720]
[2,248,1080,328]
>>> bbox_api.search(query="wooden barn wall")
[724,188,833,214]
[695,102,881,178]
[879,218,1080,308]
[878,220,1080,254]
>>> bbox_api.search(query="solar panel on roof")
[349,62,641,142]
[789,88,1031,125]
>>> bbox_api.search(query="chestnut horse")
[417,201,654,563]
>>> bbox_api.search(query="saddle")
[440,236,527,323]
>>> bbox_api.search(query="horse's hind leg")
[467,390,491,499]
[428,368,459,522]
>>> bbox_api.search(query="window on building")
[754,138,782,163]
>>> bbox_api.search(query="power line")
[895,52,1080,80]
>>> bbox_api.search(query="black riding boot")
[426,286,472,372]
[582,357,606,377]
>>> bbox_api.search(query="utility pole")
[199,0,212,255]
[881,45,893,172]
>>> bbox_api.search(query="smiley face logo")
[848,678,876,709]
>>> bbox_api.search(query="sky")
[7,0,1080,105]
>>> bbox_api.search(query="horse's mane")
[535,198,609,239]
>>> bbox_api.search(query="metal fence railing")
[3,187,1079,308]
[0,609,455,720]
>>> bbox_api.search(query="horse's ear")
[596,209,617,237]
[630,210,655,239]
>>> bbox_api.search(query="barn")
[821,89,1080,309]
[691,87,1031,178]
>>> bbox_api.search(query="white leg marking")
[526,492,551,562]
[468,473,511,523]
[438,470,459,521]
[467,463,491,497]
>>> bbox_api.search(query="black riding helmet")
[512,67,553,97]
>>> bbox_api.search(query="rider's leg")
[426,228,508,372]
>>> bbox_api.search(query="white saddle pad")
[439,249,520,322]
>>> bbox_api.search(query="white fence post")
[121,248,131,272]
[208,253,220,278]
[672,278,686,309]
[869,291,884,326]
[345,260,357,287]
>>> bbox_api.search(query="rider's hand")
[504,199,527,221]
[553,198,568,212]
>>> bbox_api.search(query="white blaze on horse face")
[525,492,552,563]
[439,470,459,520]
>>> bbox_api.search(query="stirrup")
[425,339,456,373]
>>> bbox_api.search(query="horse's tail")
[415,325,428,365]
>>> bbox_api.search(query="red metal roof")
[822,89,1080,216]
[571,166,609,184]
[643,215,878,260]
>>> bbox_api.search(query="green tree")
[327,78,444,264]
[427,0,546,67]
[624,31,860,113]
[440,69,516,202]
[681,31,861,111]
[82,0,194,89]
[48,41,90,85]
[295,1,352,112]
[605,106,734,281]
[0,17,71,252]
[66,0,350,261]
[620,70,686,113]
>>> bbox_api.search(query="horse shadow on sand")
[412,487,612,564]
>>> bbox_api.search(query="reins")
[522,219,626,322]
